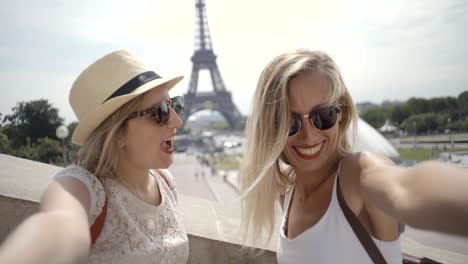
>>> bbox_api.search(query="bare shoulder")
[342,152,400,239]
[341,152,396,192]
[338,153,365,214]
[339,152,395,212]
[358,151,394,169]
[339,153,363,188]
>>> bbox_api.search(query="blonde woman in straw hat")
[0,50,189,263]
[239,49,468,263]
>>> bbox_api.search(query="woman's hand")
[0,177,92,264]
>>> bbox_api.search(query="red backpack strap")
[89,177,107,247]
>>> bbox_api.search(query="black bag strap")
[336,175,388,264]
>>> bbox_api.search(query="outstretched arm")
[358,152,468,237]
[0,177,91,264]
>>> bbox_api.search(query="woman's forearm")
[361,157,468,236]
[399,161,468,235]
[0,211,90,264]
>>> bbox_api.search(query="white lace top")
[53,165,189,264]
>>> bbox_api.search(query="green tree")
[453,117,468,131]
[15,137,39,161]
[458,91,468,117]
[35,137,62,164]
[67,122,78,140]
[66,122,80,162]
[2,99,64,148]
[445,97,460,122]
[401,113,446,134]
[0,129,11,154]
[389,104,410,126]
[428,97,449,113]
[0,118,9,153]
[405,98,431,115]
[421,113,440,133]
[401,115,424,135]
[360,107,387,129]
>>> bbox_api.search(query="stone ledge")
[0,195,39,242]
[0,154,276,263]
[188,235,276,264]
[1,154,467,264]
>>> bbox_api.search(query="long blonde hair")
[239,50,358,243]
[74,95,145,178]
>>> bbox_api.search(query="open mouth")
[161,137,174,154]
[293,141,324,160]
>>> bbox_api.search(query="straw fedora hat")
[70,49,183,145]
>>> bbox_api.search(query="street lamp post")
[412,121,416,148]
[56,125,69,166]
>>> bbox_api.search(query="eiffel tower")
[182,0,242,130]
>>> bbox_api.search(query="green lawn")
[397,148,468,162]
[212,148,467,165]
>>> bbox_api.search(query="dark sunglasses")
[127,96,184,125]
[289,104,344,136]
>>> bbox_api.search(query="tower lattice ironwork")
[182,0,242,130]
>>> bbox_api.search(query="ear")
[117,121,129,148]
[117,129,127,149]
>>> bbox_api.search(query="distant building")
[379,120,399,137]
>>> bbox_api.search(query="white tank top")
[277,172,402,264]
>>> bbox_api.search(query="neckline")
[110,171,164,209]
[281,169,340,241]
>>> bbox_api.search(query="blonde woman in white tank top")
[239,50,468,263]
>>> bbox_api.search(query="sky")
[0,0,467,124]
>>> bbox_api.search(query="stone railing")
[1,154,467,264]
[0,154,276,263]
